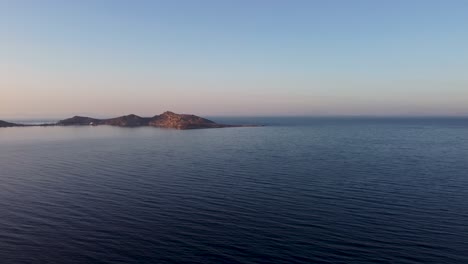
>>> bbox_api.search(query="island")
[0,111,260,130]
[0,120,23,128]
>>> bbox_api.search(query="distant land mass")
[0,120,22,128]
[0,111,259,130]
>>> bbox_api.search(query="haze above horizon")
[1,0,468,119]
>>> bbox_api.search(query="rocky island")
[1,111,259,130]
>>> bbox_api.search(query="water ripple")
[1,119,468,263]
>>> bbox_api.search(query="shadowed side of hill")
[101,114,150,127]
[57,116,101,126]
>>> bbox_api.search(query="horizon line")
[4,113,468,122]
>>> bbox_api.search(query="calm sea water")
[1,117,467,263]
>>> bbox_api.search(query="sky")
[1,0,468,118]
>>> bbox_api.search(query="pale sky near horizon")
[1,0,468,119]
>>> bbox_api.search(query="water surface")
[1,118,467,263]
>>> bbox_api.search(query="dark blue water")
[1,117,467,263]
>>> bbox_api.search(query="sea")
[0,117,467,263]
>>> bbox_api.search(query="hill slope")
[0,120,21,127]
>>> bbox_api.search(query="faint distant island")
[0,111,259,130]
[0,120,23,128]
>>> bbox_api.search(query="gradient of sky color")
[1,0,468,118]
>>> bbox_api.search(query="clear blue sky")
[1,0,467,118]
